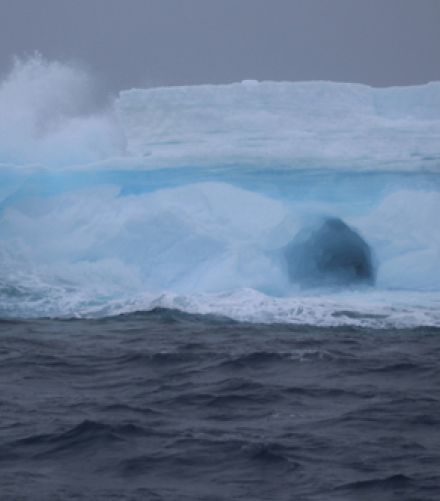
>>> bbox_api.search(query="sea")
[0,56,439,500]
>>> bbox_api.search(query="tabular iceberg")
[0,56,439,327]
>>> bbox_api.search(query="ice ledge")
[115,81,440,170]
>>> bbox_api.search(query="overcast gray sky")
[0,0,439,91]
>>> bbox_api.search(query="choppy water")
[1,310,439,500]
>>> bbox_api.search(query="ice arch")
[285,218,375,288]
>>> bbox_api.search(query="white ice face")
[115,78,440,171]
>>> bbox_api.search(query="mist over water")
[0,55,439,327]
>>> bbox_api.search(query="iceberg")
[0,57,439,326]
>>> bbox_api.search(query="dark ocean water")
[0,309,439,501]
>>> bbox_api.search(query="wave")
[0,56,439,327]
